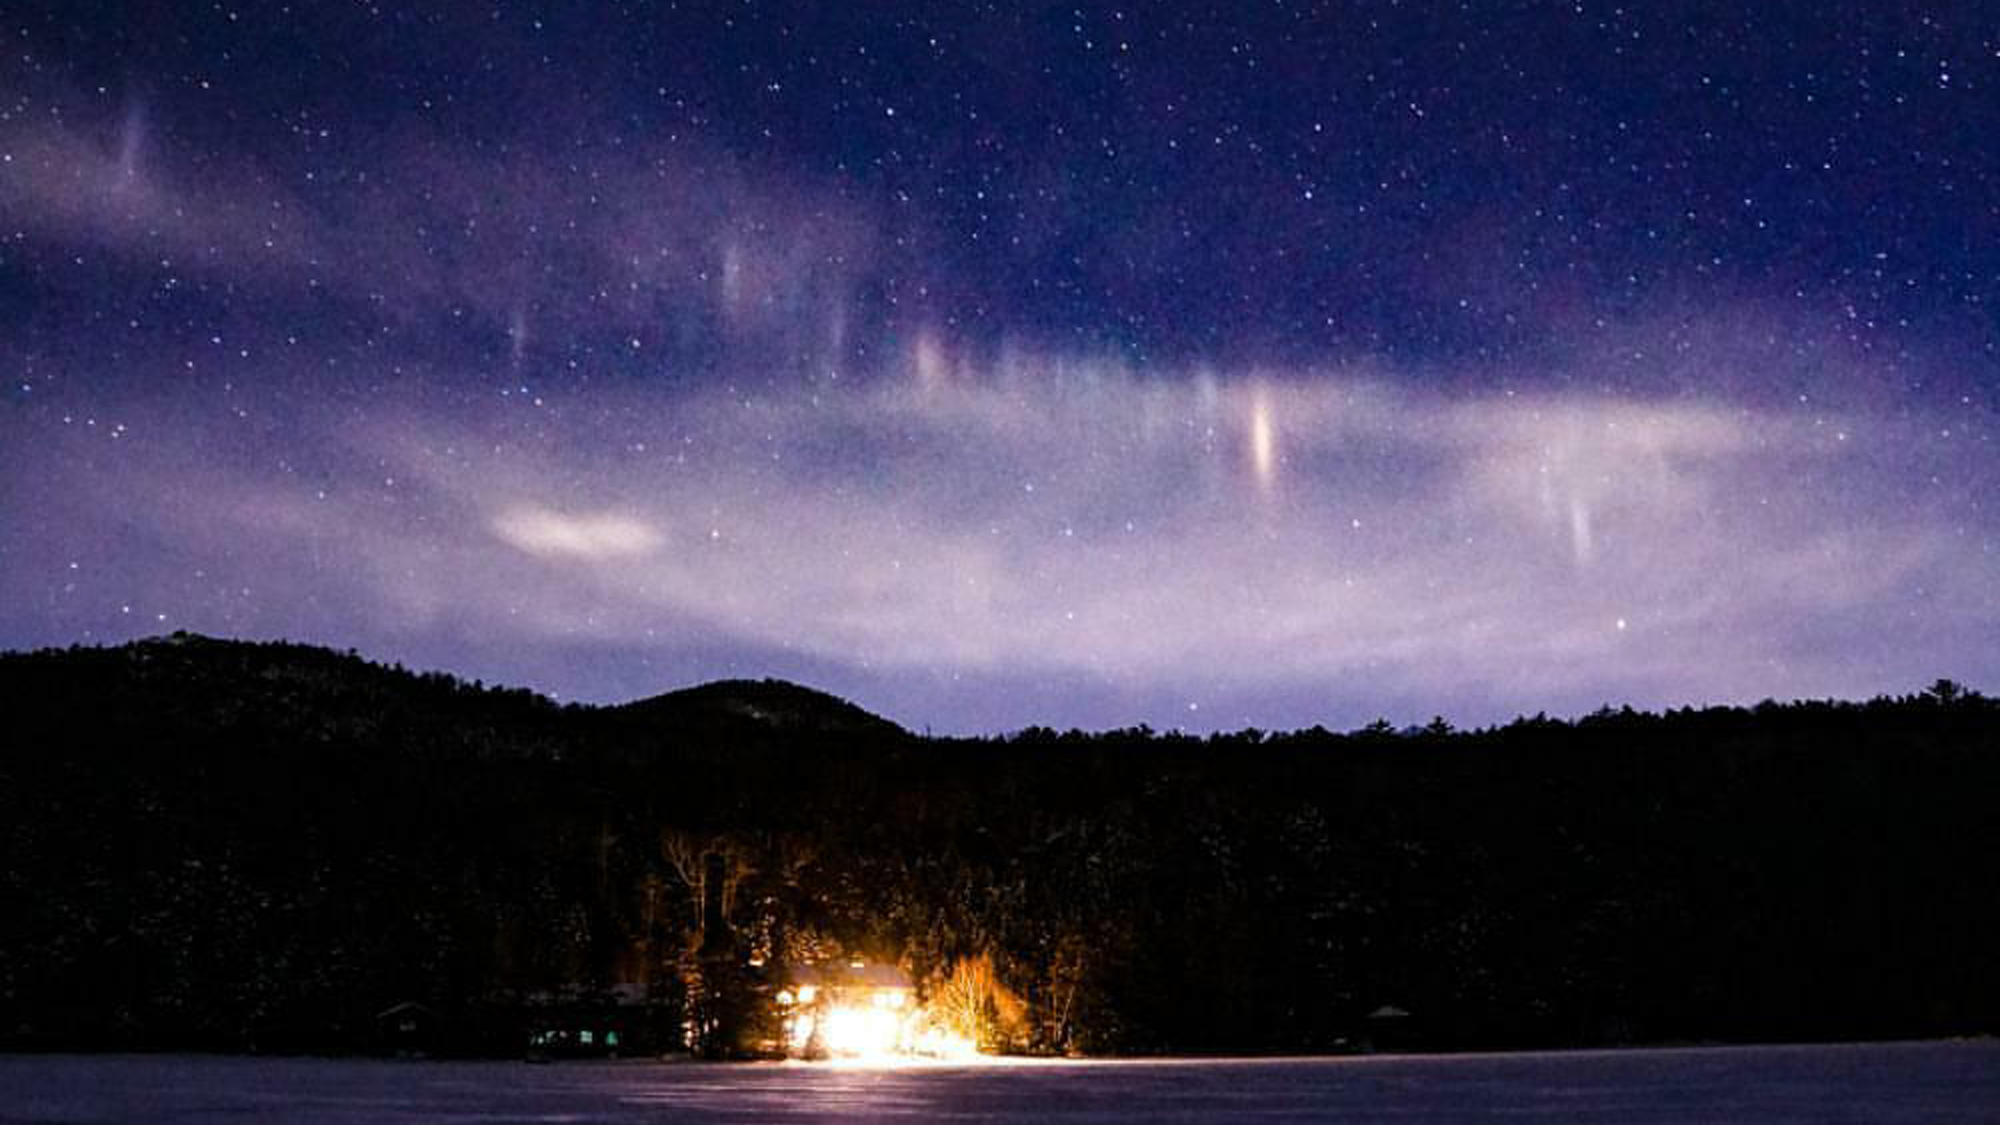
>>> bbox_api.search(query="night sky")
[2,2,1994,733]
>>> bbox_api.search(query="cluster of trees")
[1,633,1994,1055]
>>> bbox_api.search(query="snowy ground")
[1,1041,1994,1123]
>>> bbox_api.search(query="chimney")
[700,852,732,957]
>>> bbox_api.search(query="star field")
[1,2,1994,732]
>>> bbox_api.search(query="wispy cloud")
[37,346,1969,729]
[0,90,887,375]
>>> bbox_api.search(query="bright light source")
[773,965,994,1063]
[820,1002,906,1059]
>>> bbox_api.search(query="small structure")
[374,1001,439,1057]
[520,982,653,1058]
[1361,1003,1420,1052]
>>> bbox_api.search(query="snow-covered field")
[2,1041,1994,1123]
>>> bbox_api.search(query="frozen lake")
[2,1041,1995,1123]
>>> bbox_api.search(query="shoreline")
[3,1035,1992,1066]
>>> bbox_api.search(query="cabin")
[769,959,916,1058]
[1359,1003,1421,1051]
[519,982,664,1058]
[687,851,939,1060]
[374,1000,440,1057]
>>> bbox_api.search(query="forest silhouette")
[2,634,1993,1055]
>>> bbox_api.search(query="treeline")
[0,633,1994,1055]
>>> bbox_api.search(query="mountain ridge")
[0,631,902,741]
[2,631,1995,1057]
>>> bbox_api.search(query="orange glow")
[783,993,912,1060]
[910,1022,980,1060]
[822,1002,904,1058]
[775,958,998,1062]
[779,984,986,1061]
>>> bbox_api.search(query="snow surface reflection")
[1,1042,1995,1123]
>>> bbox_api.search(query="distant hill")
[609,677,906,740]
[1,633,1995,1057]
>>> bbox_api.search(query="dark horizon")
[9,628,1991,738]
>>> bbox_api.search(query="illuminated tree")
[925,953,1027,1053]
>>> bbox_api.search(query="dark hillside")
[1,634,1994,1055]
[610,678,906,740]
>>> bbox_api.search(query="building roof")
[774,959,913,991]
[375,1001,437,1021]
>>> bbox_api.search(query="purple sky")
[1,3,1994,732]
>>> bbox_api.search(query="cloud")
[492,507,662,560]
[3,309,1992,729]
[0,88,889,379]
[0,100,319,273]
[77,343,1955,727]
